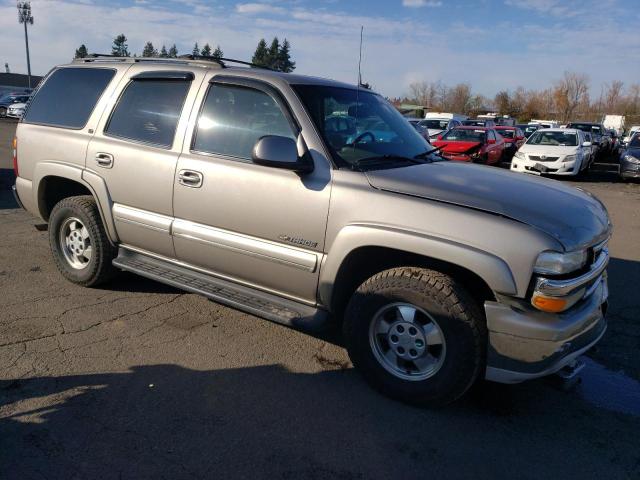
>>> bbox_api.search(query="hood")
[434,141,482,154]
[624,147,640,157]
[427,128,444,138]
[519,144,579,156]
[365,162,610,251]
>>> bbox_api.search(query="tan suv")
[12,56,611,406]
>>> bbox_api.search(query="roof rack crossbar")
[178,54,275,71]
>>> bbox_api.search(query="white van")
[420,112,467,140]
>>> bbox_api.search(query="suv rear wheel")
[49,195,117,287]
[343,267,486,407]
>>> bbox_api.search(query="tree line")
[74,34,296,73]
[403,72,640,123]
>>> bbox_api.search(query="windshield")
[293,85,436,167]
[569,123,602,134]
[420,119,449,129]
[497,129,515,138]
[629,135,640,147]
[463,120,486,126]
[527,131,578,146]
[442,128,486,142]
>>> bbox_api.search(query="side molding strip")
[173,219,318,272]
[112,203,172,233]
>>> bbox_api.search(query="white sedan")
[6,102,27,119]
[510,128,592,177]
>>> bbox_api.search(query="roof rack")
[178,54,274,71]
[74,53,274,71]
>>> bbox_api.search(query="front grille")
[528,155,559,162]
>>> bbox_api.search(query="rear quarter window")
[23,67,116,129]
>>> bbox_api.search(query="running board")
[113,248,329,332]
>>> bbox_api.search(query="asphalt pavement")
[1,119,639,479]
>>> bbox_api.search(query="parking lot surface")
[1,119,639,479]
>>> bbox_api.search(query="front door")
[172,76,332,303]
[85,65,204,257]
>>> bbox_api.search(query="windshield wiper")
[351,155,429,171]
[414,145,445,159]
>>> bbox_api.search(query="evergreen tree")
[111,34,130,57]
[168,44,178,58]
[252,38,268,67]
[212,45,223,60]
[201,43,212,57]
[266,37,280,70]
[278,38,295,73]
[74,44,88,59]
[192,42,200,56]
[142,41,158,58]
[159,45,169,58]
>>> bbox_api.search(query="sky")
[1,0,639,99]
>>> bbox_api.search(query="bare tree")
[494,90,511,116]
[553,71,590,122]
[604,80,624,112]
[447,83,472,114]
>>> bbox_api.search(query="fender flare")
[32,161,119,243]
[318,224,518,307]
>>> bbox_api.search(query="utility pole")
[17,1,34,89]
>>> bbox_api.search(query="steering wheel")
[350,131,376,145]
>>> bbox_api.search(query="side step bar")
[113,248,330,332]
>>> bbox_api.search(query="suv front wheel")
[49,195,117,287]
[343,267,487,407]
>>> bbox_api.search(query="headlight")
[514,151,525,159]
[534,250,588,275]
[564,155,576,163]
[623,154,640,164]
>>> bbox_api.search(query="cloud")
[402,0,442,7]
[236,3,285,15]
[0,0,636,100]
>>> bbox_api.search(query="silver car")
[12,56,610,406]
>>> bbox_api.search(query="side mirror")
[252,135,313,174]
[582,141,592,147]
[487,138,496,144]
[516,135,525,141]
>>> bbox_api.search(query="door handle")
[178,169,203,188]
[95,152,114,168]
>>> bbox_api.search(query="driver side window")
[192,83,296,161]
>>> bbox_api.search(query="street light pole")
[17,1,34,89]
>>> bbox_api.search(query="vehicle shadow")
[1,363,638,479]
[0,168,17,210]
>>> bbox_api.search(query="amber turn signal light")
[531,294,567,313]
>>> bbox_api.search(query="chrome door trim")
[119,244,317,306]
[113,203,172,233]
[172,219,318,272]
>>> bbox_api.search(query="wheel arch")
[319,225,517,317]
[33,162,118,243]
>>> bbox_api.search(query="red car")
[432,126,506,164]
[495,126,526,161]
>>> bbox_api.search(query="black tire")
[343,267,486,407]
[0,107,6,118]
[49,195,117,287]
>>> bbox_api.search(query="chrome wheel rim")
[369,302,446,381]
[59,217,92,270]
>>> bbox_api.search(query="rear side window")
[105,79,191,148]
[193,83,296,160]
[23,67,115,129]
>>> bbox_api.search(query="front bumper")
[485,276,608,384]
[511,157,580,176]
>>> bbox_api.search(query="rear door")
[172,75,332,303]
[85,65,205,257]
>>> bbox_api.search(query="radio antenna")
[357,25,364,86]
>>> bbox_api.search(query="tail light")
[12,136,18,177]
